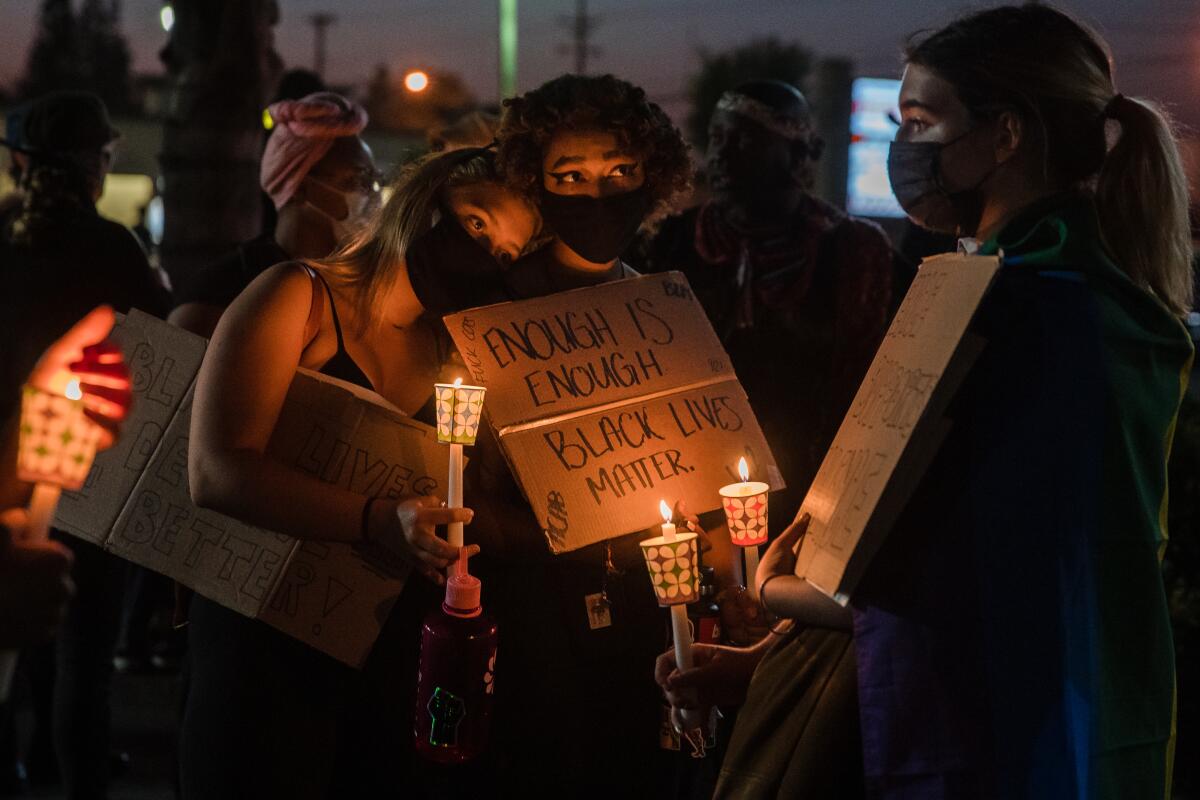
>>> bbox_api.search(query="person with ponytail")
[180,146,538,798]
[747,5,1193,798]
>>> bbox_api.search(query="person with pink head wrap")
[261,91,369,210]
[171,92,379,338]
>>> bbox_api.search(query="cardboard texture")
[443,272,782,552]
[793,253,1002,604]
[56,310,205,545]
[56,311,448,667]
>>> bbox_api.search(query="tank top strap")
[302,263,349,355]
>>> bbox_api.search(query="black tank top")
[305,266,373,390]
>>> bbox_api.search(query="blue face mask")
[887,127,994,236]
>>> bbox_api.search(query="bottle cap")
[443,547,482,617]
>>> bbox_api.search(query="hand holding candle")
[3,378,105,700]
[719,457,770,596]
[640,500,704,735]
[2,307,125,701]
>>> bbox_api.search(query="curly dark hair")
[496,74,692,214]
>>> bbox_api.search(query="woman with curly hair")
[457,74,691,795]
[496,71,690,291]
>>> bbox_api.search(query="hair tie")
[1103,93,1126,119]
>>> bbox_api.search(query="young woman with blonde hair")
[180,146,539,798]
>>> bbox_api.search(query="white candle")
[26,483,62,544]
[659,500,702,732]
[447,443,464,549]
[744,547,761,597]
[660,500,677,543]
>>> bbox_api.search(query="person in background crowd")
[746,6,1193,798]
[180,146,537,799]
[643,79,900,798]
[455,73,691,797]
[114,72,342,677]
[428,110,501,153]
[169,92,379,338]
[641,79,901,532]
[0,91,169,800]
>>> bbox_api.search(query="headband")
[715,92,814,141]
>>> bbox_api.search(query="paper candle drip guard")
[18,384,101,491]
[434,382,486,445]
[639,532,700,606]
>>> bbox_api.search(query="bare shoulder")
[202,261,320,364]
[218,262,313,330]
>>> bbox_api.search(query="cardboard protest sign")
[57,311,448,667]
[793,253,1001,604]
[443,272,782,553]
[56,311,204,546]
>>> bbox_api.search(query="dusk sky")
[0,0,1197,129]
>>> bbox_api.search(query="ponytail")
[1095,96,1193,316]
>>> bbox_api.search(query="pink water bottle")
[414,550,498,764]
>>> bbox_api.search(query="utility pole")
[498,0,517,100]
[308,12,336,80]
[558,0,599,75]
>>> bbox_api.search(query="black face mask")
[538,186,652,264]
[405,215,505,316]
[887,128,995,237]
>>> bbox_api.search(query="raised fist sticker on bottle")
[414,549,498,764]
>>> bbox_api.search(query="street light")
[160,2,174,32]
[404,70,430,93]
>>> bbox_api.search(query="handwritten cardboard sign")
[444,272,782,552]
[57,311,448,667]
[793,253,1001,603]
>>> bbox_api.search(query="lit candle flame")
[65,379,82,401]
[737,456,749,482]
[659,499,672,523]
[453,377,463,388]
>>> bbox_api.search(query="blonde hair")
[908,4,1193,315]
[310,146,503,330]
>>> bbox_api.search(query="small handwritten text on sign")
[794,254,1001,603]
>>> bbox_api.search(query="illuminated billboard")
[847,77,904,219]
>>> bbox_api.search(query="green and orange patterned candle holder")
[640,500,703,735]
[434,378,486,552]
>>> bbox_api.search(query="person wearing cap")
[643,81,902,797]
[0,89,169,799]
[170,91,379,338]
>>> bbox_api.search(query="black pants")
[180,579,437,799]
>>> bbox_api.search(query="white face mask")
[303,174,380,242]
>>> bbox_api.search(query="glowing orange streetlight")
[404,70,430,93]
